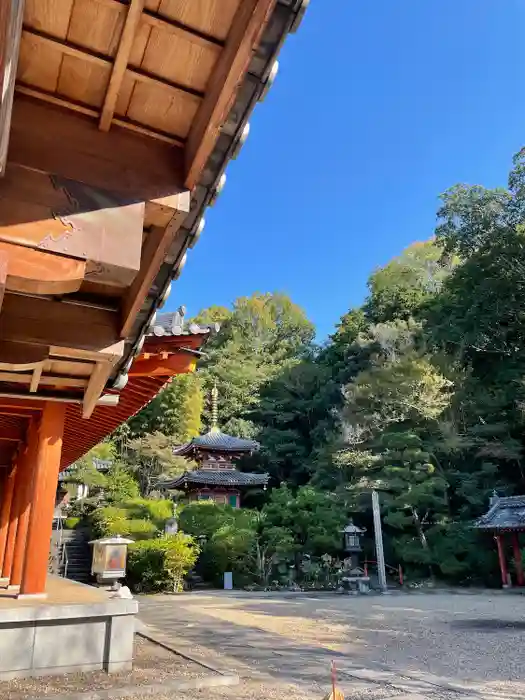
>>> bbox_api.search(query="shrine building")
[0,0,308,679]
[475,492,525,588]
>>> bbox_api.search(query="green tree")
[128,373,203,441]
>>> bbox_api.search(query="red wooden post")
[398,564,404,586]
[495,534,508,587]
[0,463,16,574]
[19,403,65,597]
[512,532,524,586]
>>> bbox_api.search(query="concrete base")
[0,576,138,680]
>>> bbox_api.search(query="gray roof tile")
[175,430,259,455]
[148,309,220,338]
[476,495,525,530]
[161,469,269,489]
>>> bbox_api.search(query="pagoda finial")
[210,381,219,433]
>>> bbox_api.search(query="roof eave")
[120,0,307,376]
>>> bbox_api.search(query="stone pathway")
[138,591,525,700]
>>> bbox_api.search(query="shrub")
[121,498,173,529]
[127,534,199,592]
[104,466,140,503]
[64,517,81,530]
[90,506,129,538]
[201,525,256,587]
[179,501,256,539]
[122,519,158,540]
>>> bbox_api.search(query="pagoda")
[162,385,269,507]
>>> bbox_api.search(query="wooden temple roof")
[0,0,308,465]
[0,312,216,470]
[475,495,525,532]
[162,468,269,489]
[175,429,260,456]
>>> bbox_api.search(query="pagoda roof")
[175,430,260,456]
[475,495,525,531]
[162,469,269,489]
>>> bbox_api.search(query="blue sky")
[169,0,525,340]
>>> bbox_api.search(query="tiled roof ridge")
[148,308,221,338]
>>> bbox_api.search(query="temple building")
[161,385,269,506]
[0,0,308,678]
[475,492,525,588]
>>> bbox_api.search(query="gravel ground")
[139,591,525,699]
[0,637,207,700]
[116,678,404,700]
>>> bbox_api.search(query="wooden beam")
[0,293,120,353]
[29,364,42,393]
[82,341,125,419]
[0,370,87,389]
[0,342,49,367]
[0,251,7,313]
[120,201,190,339]
[100,0,144,132]
[0,241,86,295]
[9,95,186,203]
[15,84,185,146]
[0,0,24,176]
[184,0,276,189]
[0,390,119,407]
[0,164,143,288]
[129,352,197,377]
[0,422,25,441]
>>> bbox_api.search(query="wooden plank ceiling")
[15,0,275,187]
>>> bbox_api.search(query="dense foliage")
[71,148,525,589]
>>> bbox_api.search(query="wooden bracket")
[82,341,125,419]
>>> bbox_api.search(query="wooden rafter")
[82,340,125,419]
[120,195,190,338]
[184,0,277,189]
[0,0,24,176]
[21,29,204,102]
[100,0,145,132]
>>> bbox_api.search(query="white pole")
[372,490,388,593]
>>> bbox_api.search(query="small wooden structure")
[475,493,525,587]
[161,383,269,506]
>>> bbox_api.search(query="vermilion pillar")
[19,403,65,597]
[10,422,38,588]
[2,461,24,581]
[0,464,17,575]
[495,534,508,587]
[512,532,524,586]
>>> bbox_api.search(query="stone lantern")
[90,534,134,586]
[341,520,366,570]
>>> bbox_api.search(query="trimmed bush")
[127,533,199,592]
[90,506,129,538]
[120,498,173,529]
[122,519,158,540]
[64,517,81,530]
